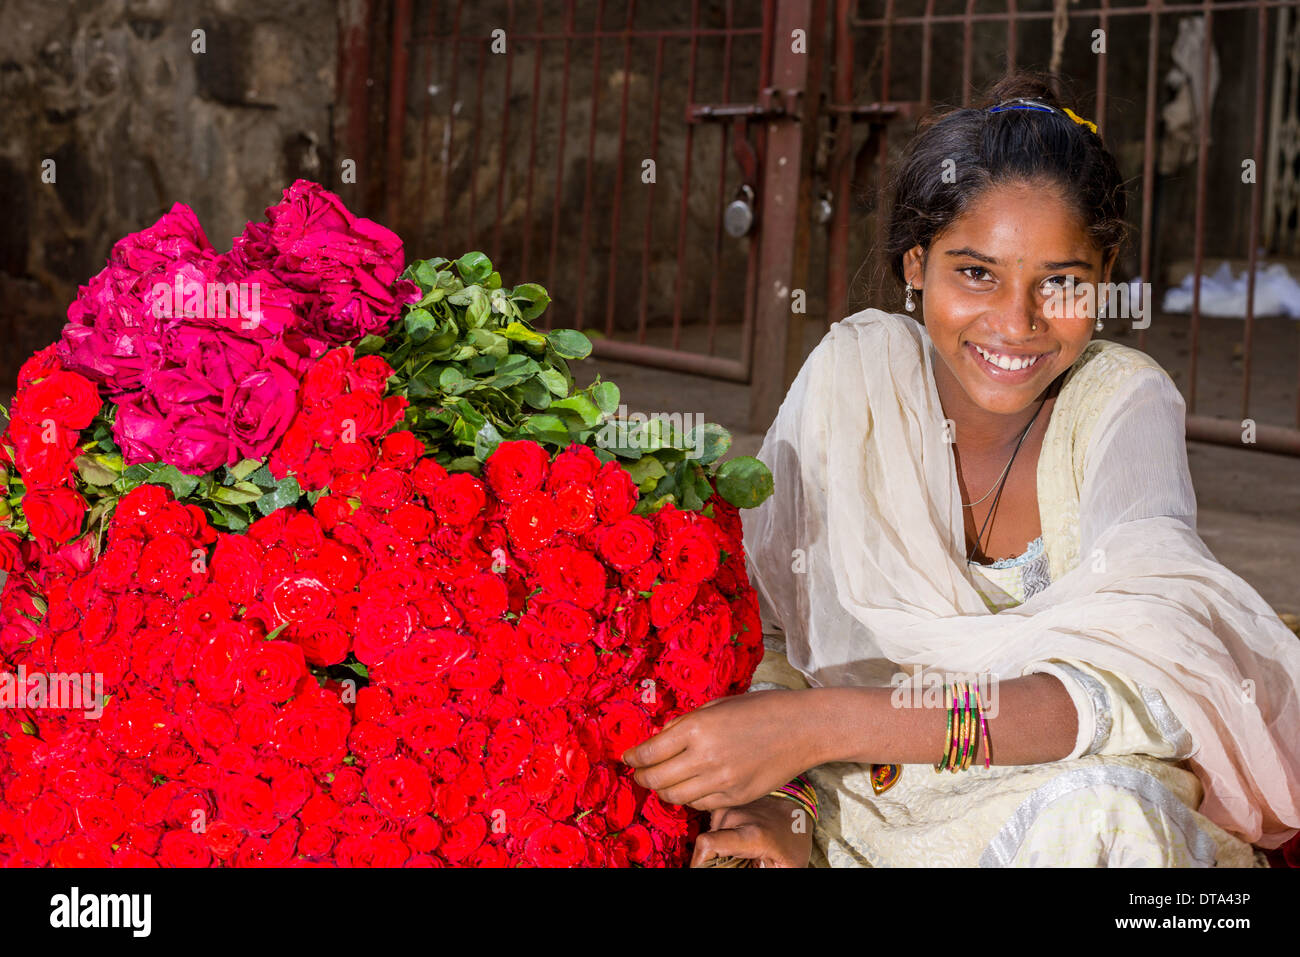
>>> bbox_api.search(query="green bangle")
[959,682,974,771]
[934,681,954,772]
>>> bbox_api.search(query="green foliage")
[383,253,774,512]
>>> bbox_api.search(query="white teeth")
[975,345,1040,371]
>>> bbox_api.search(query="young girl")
[621,73,1300,867]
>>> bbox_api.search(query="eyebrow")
[943,247,1094,270]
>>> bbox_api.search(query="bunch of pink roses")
[56,181,419,476]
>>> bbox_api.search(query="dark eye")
[960,266,990,281]
[1043,274,1077,289]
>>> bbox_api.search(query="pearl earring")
[1095,317,1104,332]
[905,282,916,313]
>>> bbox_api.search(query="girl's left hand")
[621,690,820,812]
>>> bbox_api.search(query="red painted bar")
[705,0,737,355]
[574,0,607,332]
[521,0,545,280]
[493,0,519,260]
[635,35,666,346]
[670,0,702,350]
[603,0,636,339]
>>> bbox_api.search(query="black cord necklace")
[963,381,1058,564]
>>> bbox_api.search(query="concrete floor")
[578,325,1300,621]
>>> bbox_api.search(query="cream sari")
[742,309,1300,866]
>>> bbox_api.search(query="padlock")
[724,184,755,238]
[815,190,833,226]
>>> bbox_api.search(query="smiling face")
[903,178,1115,421]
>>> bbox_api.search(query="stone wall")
[0,0,339,392]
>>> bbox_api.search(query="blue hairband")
[987,97,1099,134]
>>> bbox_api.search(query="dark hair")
[885,71,1129,287]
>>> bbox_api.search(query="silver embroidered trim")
[1051,661,1113,756]
[747,681,786,694]
[1139,685,1195,759]
[1021,549,1052,600]
[978,765,1217,867]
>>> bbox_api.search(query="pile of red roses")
[0,414,762,867]
[0,181,769,867]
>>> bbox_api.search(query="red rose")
[450,573,509,622]
[502,658,573,709]
[535,545,608,609]
[524,822,586,868]
[219,776,277,835]
[358,468,414,510]
[364,757,434,820]
[439,813,487,862]
[378,430,425,469]
[291,618,350,666]
[551,482,597,533]
[545,444,602,490]
[538,601,594,645]
[597,701,651,761]
[19,370,102,429]
[157,830,212,867]
[484,441,551,502]
[597,515,656,571]
[23,487,86,545]
[649,581,698,628]
[659,648,715,700]
[241,640,308,702]
[593,461,638,520]
[662,526,720,585]
[431,473,487,526]
[270,574,335,623]
[504,493,560,552]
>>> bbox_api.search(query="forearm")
[801,674,1079,768]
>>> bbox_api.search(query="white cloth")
[742,308,1300,848]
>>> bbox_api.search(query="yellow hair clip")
[1061,107,1098,135]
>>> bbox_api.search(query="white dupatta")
[742,308,1300,848]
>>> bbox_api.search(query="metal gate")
[831,0,1300,455]
[351,0,1300,445]
[366,0,829,431]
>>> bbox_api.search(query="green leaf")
[714,456,775,509]
[247,465,275,488]
[515,414,572,446]
[549,394,603,428]
[519,377,552,410]
[228,459,264,481]
[144,464,201,499]
[355,334,388,357]
[546,328,592,360]
[626,455,668,490]
[76,455,119,487]
[537,368,569,397]
[255,475,302,516]
[510,283,551,322]
[590,381,620,415]
[211,484,264,506]
[405,308,438,343]
[412,259,447,287]
[685,422,732,465]
[456,251,494,286]
[500,321,547,346]
[474,421,504,462]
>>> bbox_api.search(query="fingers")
[655,776,723,810]
[690,824,767,867]
[621,720,690,769]
[630,750,702,794]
